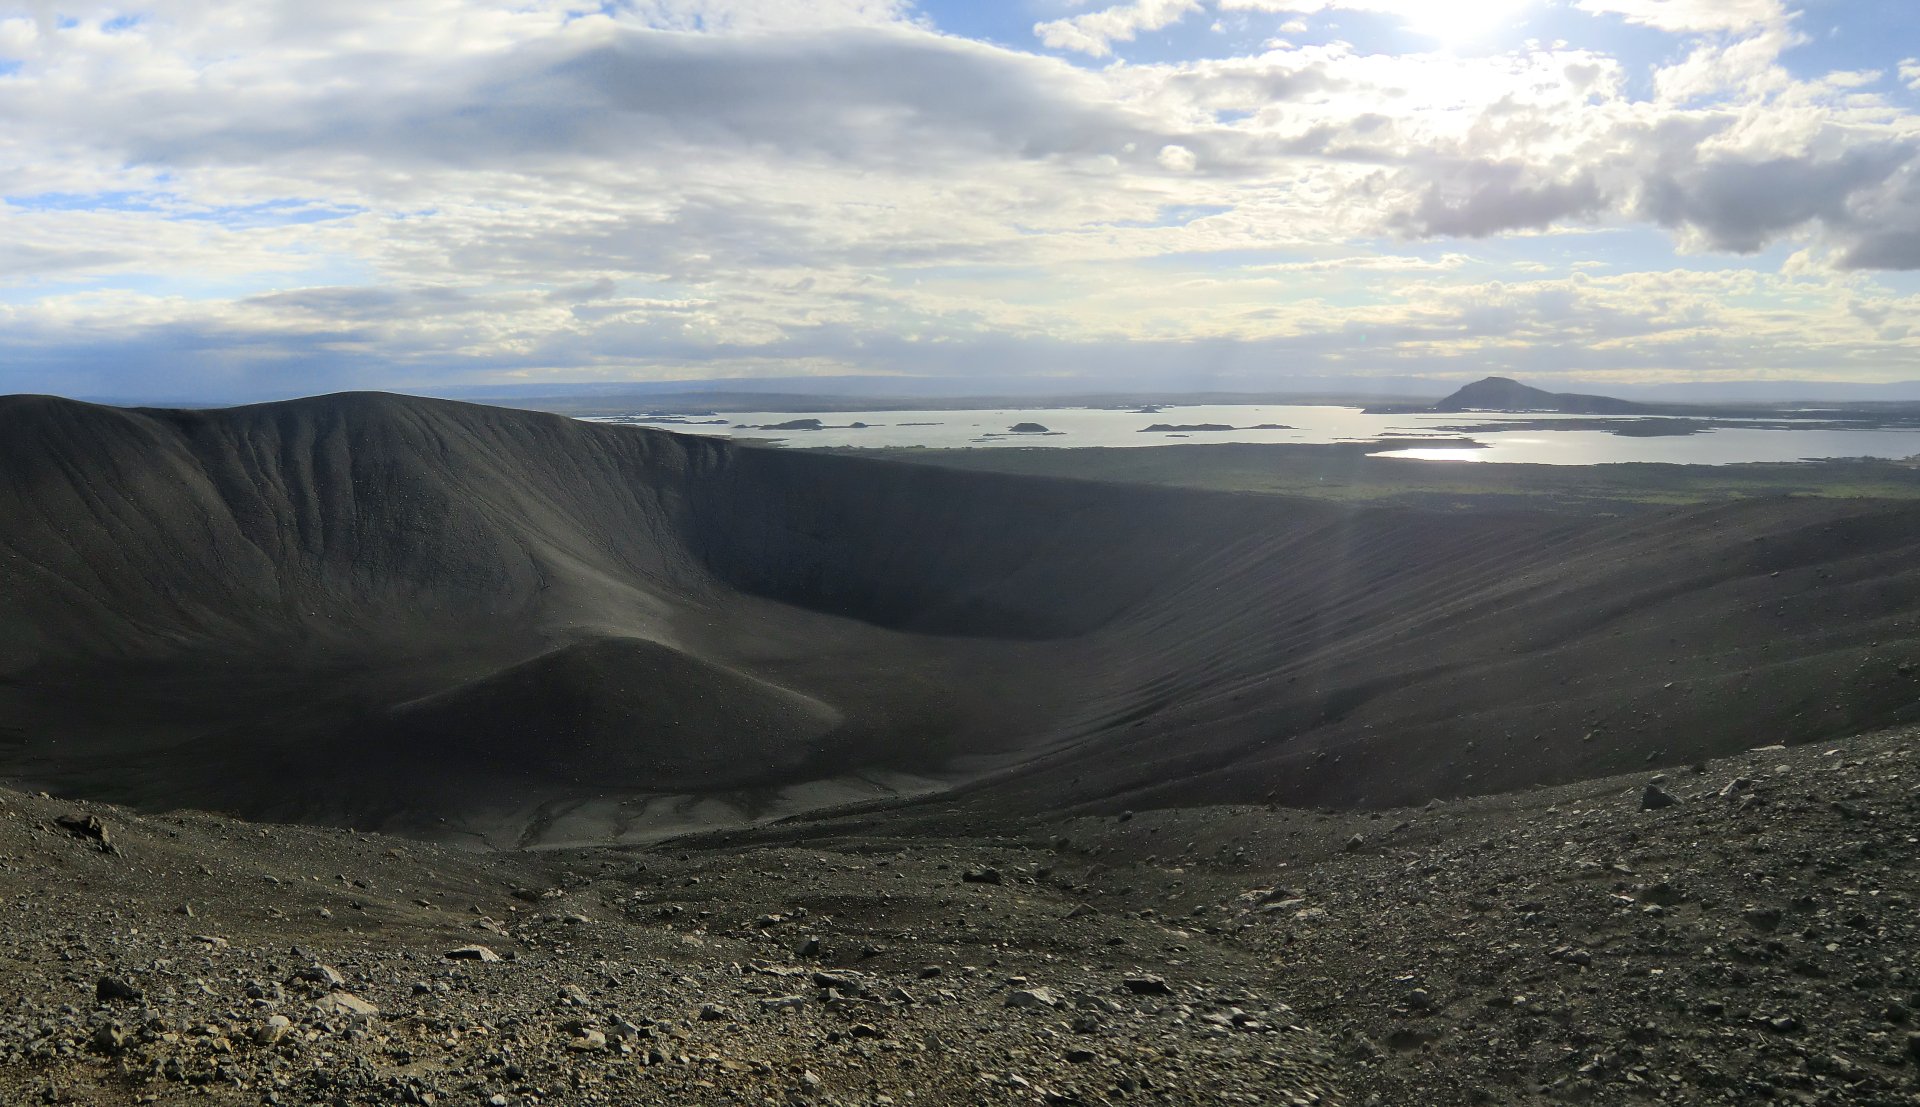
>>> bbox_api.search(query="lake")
[586,404,1920,466]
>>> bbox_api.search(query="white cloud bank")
[0,0,1916,397]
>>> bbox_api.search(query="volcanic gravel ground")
[4,726,1919,1105]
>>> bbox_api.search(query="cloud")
[77,27,1170,178]
[1651,25,1801,102]
[0,0,1918,399]
[1394,164,1606,238]
[1157,143,1199,171]
[1035,0,1202,58]
[1640,144,1914,254]
[2,250,1912,399]
[1246,252,1469,272]
[1573,0,1787,34]
[1835,159,1920,270]
[618,0,912,31]
[1843,231,1920,269]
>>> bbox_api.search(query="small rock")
[1123,975,1174,996]
[1640,784,1678,811]
[446,945,500,962]
[608,1018,647,1041]
[90,1023,128,1054]
[296,964,345,987]
[311,992,378,1019]
[95,976,142,1003]
[698,1003,730,1021]
[566,1029,607,1051]
[252,1015,292,1046]
[811,972,863,995]
[56,814,117,854]
[962,868,1003,885]
[1007,987,1063,1010]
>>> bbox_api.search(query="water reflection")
[587,405,1920,466]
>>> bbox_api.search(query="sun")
[1395,0,1533,47]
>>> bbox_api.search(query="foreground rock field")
[3,725,1918,1106]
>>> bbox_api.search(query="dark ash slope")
[1,393,1917,841]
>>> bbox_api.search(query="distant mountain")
[1577,379,1920,404]
[1434,376,1649,414]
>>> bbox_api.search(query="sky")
[1,0,1918,400]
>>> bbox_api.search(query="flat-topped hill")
[1434,376,1650,414]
